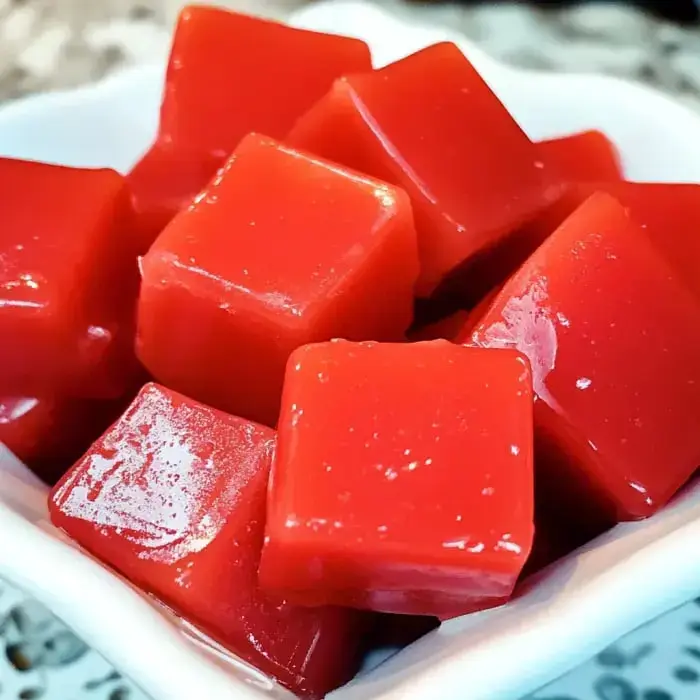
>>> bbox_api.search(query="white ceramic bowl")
[1,2,700,699]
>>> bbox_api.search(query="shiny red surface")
[137,134,419,426]
[259,340,534,617]
[471,192,700,521]
[128,5,371,247]
[525,181,700,301]
[49,383,361,699]
[0,396,129,485]
[433,131,621,308]
[0,158,139,398]
[287,42,562,296]
[537,130,622,183]
[128,144,223,253]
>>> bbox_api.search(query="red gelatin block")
[401,130,618,309]
[0,396,129,485]
[137,133,419,426]
[128,144,222,253]
[49,383,360,698]
[537,130,622,183]
[0,159,139,398]
[470,192,700,521]
[287,42,562,296]
[525,181,700,301]
[445,177,700,312]
[129,5,371,247]
[259,340,534,618]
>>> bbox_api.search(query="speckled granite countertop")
[0,1,699,109]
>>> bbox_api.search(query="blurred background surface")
[0,1,699,110]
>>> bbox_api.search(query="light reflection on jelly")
[473,275,562,413]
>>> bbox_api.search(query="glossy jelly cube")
[128,5,371,246]
[137,133,419,426]
[442,177,700,310]
[537,130,622,182]
[524,181,700,301]
[0,158,139,398]
[49,383,361,699]
[259,340,534,618]
[0,396,129,485]
[470,192,700,521]
[287,42,563,295]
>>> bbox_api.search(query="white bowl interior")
[1,2,700,699]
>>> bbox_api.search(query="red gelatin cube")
[537,130,622,183]
[446,177,700,312]
[0,159,139,398]
[0,396,129,485]
[287,42,563,295]
[525,181,700,302]
[49,383,360,698]
[137,133,419,426]
[128,144,224,253]
[470,192,700,521]
[259,340,534,618]
[128,5,371,246]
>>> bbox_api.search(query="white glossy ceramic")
[1,2,700,699]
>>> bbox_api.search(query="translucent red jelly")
[428,130,621,308]
[137,133,419,426]
[470,192,700,521]
[49,383,360,699]
[259,340,534,618]
[0,396,127,485]
[524,181,700,301]
[287,42,563,296]
[129,5,371,247]
[0,158,138,398]
[537,130,622,183]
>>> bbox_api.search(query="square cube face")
[49,383,360,698]
[137,133,419,426]
[128,5,371,245]
[471,192,700,521]
[259,340,534,618]
[0,159,137,397]
[287,42,563,296]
